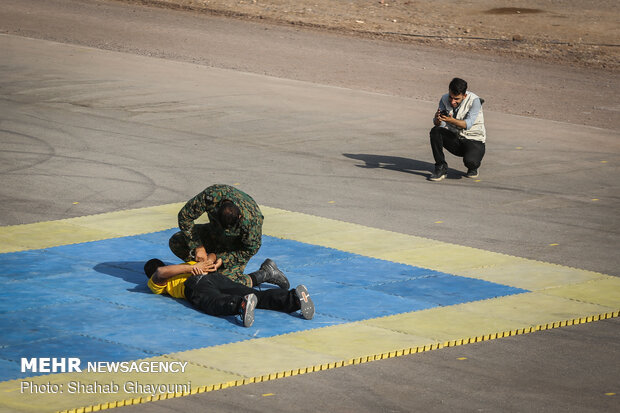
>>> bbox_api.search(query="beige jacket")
[441,92,486,143]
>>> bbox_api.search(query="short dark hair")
[218,200,241,229]
[144,258,165,279]
[449,78,468,95]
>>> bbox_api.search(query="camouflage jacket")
[178,184,263,285]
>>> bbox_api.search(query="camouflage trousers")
[168,223,252,286]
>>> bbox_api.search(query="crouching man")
[429,77,486,181]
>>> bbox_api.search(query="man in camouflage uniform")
[169,184,289,289]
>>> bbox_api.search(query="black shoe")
[429,164,447,181]
[257,259,290,289]
[465,168,479,178]
[239,293,257,327]
[295,285,315,320]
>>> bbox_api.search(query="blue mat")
[0,230,527,381]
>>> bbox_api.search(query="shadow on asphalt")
[343,153,464,179]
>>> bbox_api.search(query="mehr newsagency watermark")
[19,358,191,396]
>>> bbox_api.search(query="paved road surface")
[1,1,618,412]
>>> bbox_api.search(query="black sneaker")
[465,168,479,178]
[259,259,290,289]
[239,293,257,327]
[429,164,448,181]
[295,285,315,320]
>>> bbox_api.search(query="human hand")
[205,253,217,264]
[194,246,209,262]
[190,257,222,275]
[190,261,214,275]
[438,112,454,124]
[190,262,206,275]
[434,109,444,126]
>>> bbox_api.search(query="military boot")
[250,259,290,289]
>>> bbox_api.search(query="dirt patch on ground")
[121,0,619,70]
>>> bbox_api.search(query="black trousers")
[184,272,300,316]
[430,126,485,170]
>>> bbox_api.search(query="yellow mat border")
[0,204,618,413]
[50,311,619,413]
[0,203,611,291]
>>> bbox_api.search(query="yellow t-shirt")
[147,268,192,299]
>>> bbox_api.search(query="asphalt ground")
[1,1,619,412]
